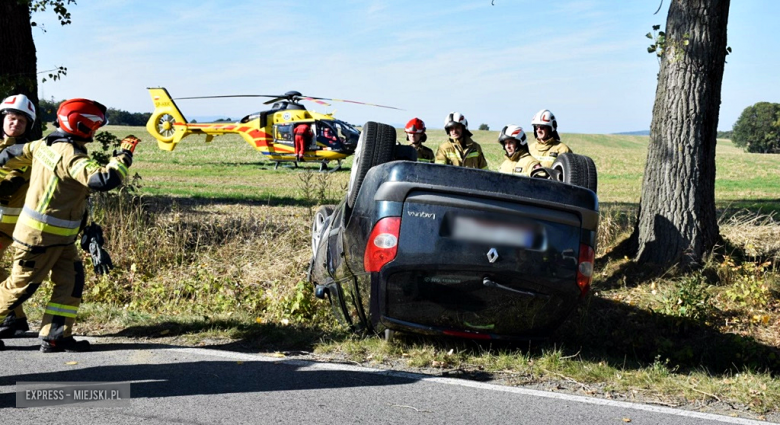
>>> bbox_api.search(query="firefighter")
[497,125,544,176]
[404,118,434,163]
[529,109,571,168]
[0,98,139,353]
[0,94,37,339]
[435,112,488,169]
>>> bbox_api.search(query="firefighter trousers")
[0,242,84,340]
[0,234,26,322]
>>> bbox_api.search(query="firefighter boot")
[0,312,30,338]
[40,336,91,353]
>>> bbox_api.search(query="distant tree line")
[39,98,152,126]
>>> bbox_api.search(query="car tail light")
[577,243,595,296]
[364,217,401,272]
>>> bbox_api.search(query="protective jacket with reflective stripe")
[0,136,31,238]
[434,137,488,169]
[498,150,542,176]
[529,138,572,168]
[412,144,435,163]
[0,131,132,247]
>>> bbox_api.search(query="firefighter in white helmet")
[435,112,488,169]
[497,125,544,176]
[404,118,434,163]
[0,98,140,353]
[0,94,38,338]
[529,109,571,167]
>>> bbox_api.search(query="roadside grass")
[9,125,780,417]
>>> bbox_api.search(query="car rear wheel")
[551,153,598,193]
[347,121,397,208]
[311,204,335,256]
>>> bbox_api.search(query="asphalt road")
[0,336,772,425]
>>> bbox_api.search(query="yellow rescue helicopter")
[145,87,400,171]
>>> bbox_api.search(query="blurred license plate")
[451,216,536,248]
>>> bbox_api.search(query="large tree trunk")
[0,0,42,139]
[634,0,730,268]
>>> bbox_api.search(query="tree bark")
[634,0,730,268]
[0,0,42,139]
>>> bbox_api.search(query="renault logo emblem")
[487,248,499,263]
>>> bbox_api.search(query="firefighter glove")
[112,149,133,167]
[80,223,114,275]
[0,174,25,197]
[120,135,142,153]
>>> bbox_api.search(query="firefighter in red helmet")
[403,118,434,163]
[0,98,140,352]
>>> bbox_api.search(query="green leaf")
[652,24,661,30]
[646,32,653,39]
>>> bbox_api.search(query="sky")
[31,0,780,134]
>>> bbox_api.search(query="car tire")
[311,204,335,256]
[347,122,397,208]
[551,153,598,193]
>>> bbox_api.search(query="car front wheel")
[347,121,397,208]
[551,153,598,193]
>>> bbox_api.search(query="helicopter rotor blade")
[174,92,402,110]
[300,97,332,107]
[309,97,403,110]
[174,94,283,100]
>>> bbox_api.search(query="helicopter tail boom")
[146,87,190,151]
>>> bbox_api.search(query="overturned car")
[309,122,599,340]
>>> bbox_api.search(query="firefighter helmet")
[444,112,468,131]
[498,125,527,147]
[0,94,36,126]
[404,118,426,134]
[531,109,557,130]
[56,98,108,139]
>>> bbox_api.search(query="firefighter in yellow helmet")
[435,112,488,169]
[404,118,434,163]
[497,125,544,176]
[0,98,140,352]
[0,94,38,338]
[529,109,571,167]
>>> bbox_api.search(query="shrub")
[732,102,780,153]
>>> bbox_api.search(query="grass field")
[13,124,780,420]
[118,124,780,209]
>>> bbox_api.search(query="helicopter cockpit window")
[330,119,360,147]
[316,121,341,143]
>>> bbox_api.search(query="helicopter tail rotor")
[146,87,189,151]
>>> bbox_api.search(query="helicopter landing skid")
[324,160,343,173]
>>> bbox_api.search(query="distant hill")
[614,130,650,136]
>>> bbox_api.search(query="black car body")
[309,122,599,340]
